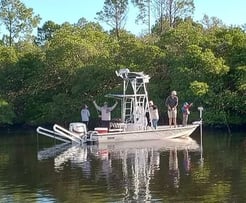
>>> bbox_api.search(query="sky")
[21,0,246,35]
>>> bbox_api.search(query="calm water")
[0,128,246,203]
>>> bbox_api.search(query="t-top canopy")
[115,68,150,83]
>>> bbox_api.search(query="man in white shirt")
[93,100,118,129]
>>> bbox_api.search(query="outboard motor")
[69,122,87,137]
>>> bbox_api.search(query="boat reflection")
[94,137,200,197]
[54,145,88,170]
[37,137,202,201]
[37,143,71,160]
[95,137,200,152]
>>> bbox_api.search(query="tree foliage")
[0,98,15,124]
[35,20,61,46]
[0,0,41,46]
[96,0,129,39]
[131,0,151,33]
[0,2,245,128]
[132,0,195,34]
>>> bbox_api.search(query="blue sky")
[22,0,246,35]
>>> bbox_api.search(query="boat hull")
[91,124,199,143]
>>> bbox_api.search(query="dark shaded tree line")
[0,0,245,128]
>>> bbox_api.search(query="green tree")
[0,45,46,124]
[46,24,111,72]
[0,0,41,46]
[0,98,15,124]
[201,14,225,30]
[208,27,246,124]
[132,0,194,34]
[35,24,117,124]
[161,0,195,28]
[0,45,17,125]
[115,31,164,71]
[75,18,104,31]
[35,20,60,46]
[96,0,129,39]
[131,0,151,34]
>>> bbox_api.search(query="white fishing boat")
[36,69,202,144]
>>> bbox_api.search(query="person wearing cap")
[93,100,118,129]
[81,104,90,129]
[181,102,193,126]
[165,90,178,127]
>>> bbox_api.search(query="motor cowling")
[69,122,87,136]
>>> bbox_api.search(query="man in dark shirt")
[165,90,178,127]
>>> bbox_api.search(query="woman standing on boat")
[165,90,179,128]
[149,100,159,129]
[93,100,118,129]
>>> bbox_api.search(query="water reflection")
[3,130,246,202]
[37,137,201,201]
[169,149,180,188]
[54,145,88,170]
[183,148,191,174]
[37,143,71,160]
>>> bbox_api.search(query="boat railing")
[53,124,84,144]
[36,126,71,143]
[110,121,126,130]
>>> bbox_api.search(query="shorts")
[168,109,177,118]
